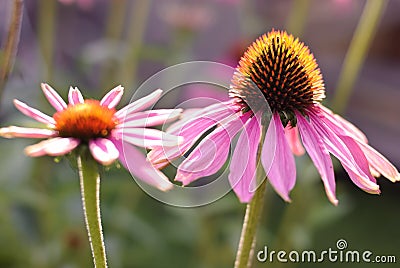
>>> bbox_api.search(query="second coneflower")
[0,84,181,190]
[149,30,400,204]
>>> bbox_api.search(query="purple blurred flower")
[58,0,94,10]
[0,83,182,191]
[158,2,214,32]
[149,30,400,204]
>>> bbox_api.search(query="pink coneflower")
[149,30,400,204]
[0,84,182,191]
[58,0,94,10]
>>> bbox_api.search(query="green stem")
[0,0,24,103]
[285,0,311,37]
[38,0,56,82]
[331,0,387,113]
[100,0,128,91]
[234,179,267,268]
[234,123,268,268]
[119,0,152,91]
[78,151,107,268]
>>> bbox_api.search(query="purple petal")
[119,109,182,128]
[229,114,261,203]
[24,137,80,157]
[0,126,57,138]
[261,113,296,202]
[176,112,247,185]
[309,112,378,191]
[317,104,368,143]
[113,128,183,148]
[342,164,380,194]
[296,113,338,205]
[356,141,400,182]
[41,83,67,111]
[284,124,305,156]
[13,99,56,126]
[148,101,240,166]
[111,138,173,191]
[100,85,124,108]
[68,87,84,105]
[115,89,163,120]
[89,138,119,165]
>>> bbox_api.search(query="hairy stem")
[234,178,267,268]
[78,151,107,268]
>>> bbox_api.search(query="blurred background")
[0,0,399,267]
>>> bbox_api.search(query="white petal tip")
[0,127,12,138]
[24,146,40,157]
[331,199,339,206]
[13,99,23,106]
[113,85,124,93]
[97,159,117,166]
[40,83,49,91]
[157,183,173,192]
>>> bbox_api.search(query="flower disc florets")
[230,30,325,126]
[54,100,117,141]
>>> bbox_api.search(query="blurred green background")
[0,0,399,267]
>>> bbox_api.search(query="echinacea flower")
[149,30,400,204]
[0,83,182,191]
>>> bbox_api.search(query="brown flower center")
[53,100,117,140]
[230,30,325,125]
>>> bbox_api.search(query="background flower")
[0,83,181,191]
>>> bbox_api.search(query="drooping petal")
[118,109,182,128]
[0,126,57,139]
[229,113,261,203]
[355,141,400,182]
[369,166,381,178]
[68,87,84,105]
[342,164,380,194]
[316,104,368,143]
[89,138,119,165]
[100,85,124,109]
[312,106,399,182]
[261,113,296,202]
[114,89,163,120]
[148,101,240,166]
[176,112,249,186]
[41,83,67,111]
[24,137,80,157]
[284,124,305,156]
[113,128,183,148]
[13,99,56,126]
[309,111,378,191]
[296,113,337,205]
[111,138,173,191]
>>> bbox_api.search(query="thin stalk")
[100,0,128,91]
[38,0,56,82]
[234,178,267,268]
[78,151,107,268]
[234,125,268,268]
[0,0,24,103]
[119,0,152,91]
[331,0,387,113]
[285,0,311,37]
